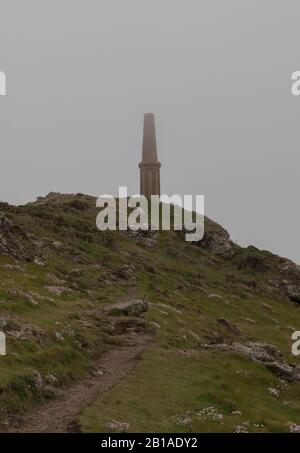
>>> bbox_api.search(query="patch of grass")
[79,347,300,433]
[1,194,300,432]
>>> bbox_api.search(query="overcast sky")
[0,0,299,263]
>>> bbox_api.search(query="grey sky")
[0,0,299,263]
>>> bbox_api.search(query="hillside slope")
[0,192,300,433]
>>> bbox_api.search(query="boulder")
[105,299,149,317]
[230,342,282,362]
[286,285,300,304]
[203,341,300,381]
[199,221,234,258]
[118,264,136,280]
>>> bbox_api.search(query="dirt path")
[10,332,153,433]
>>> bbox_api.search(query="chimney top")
[142,113,158,163]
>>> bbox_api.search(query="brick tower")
[139,113,161,198]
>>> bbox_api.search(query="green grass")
[79,348,300,433]
[0,193,300,432]
[78,278,300,433]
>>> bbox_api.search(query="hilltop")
[0,192,300,433]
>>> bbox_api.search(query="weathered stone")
[202,341,299,381]
[105,299,149,317]
[286,285,300,303]
[45,286,69,296]
[217,318,241,334]
[118,264,136,279]
[198,223,234,258]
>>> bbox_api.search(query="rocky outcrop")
[235,253,270,272]
[280,263,300,304]
[117,264,136,280]
[125,230,158,248]
[286,285,300,304]
[0,212,35,261]
[203,341,299,381]
[266,260,300,304]
[199,219,235,258]
[105,299,149,317]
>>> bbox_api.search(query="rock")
[262,302,273,311]
[143,237,157,248]
[232,410,242,416]
[65,199,89,211]
[231,342,282,362]
[217,318,241,334]
[0,212,12,229]
[125,230,158,248]
[6,322,44,341]
[44,385,64,398]
[52,241,63,249]
[47,273,66,285]
[73,254,90,264]
[259,257,300,304]
[236,252,269,272]
[265,362,293,379]
[45,373,58,384]
[0,318,8,330]
[281,262,300,280]
[290,423,300,433]
[189,330,200,341]
[34,257,46,266]
[286,285,300,304]
[45,286,68,296]
[31,372,43,392]
[105,299,149,317]
[241,317,256,324]
[0,419,9,432]
[242,279,257,288]
[54,331,64,342]
[2,264,24,272]
[156,303,182,314]
[235,423,249,433]
[291,364,300,381]
[0,212,46,262]
[118,264,136,280]
[199,221,234,258]
[202,341,299,381]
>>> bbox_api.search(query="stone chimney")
[139,113,161,198]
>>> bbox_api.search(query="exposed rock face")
[286,285,300,304]
[117,264,136,280]
[203,341,299,381]
[105,299,149,317]
[278,260,300,302]
[0,204,55,265]
[0,212,35,261]
[199,220,235,258]
[236,253,270,272]
[231,342,283,362]
[1,193,300,309]
[125,230,158,248]
[267,260,300,304]
[196,215,300,306]
[217,318,241,335]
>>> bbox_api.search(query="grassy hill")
[0,192,300,433]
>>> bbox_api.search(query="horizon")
[0,0,299,264]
